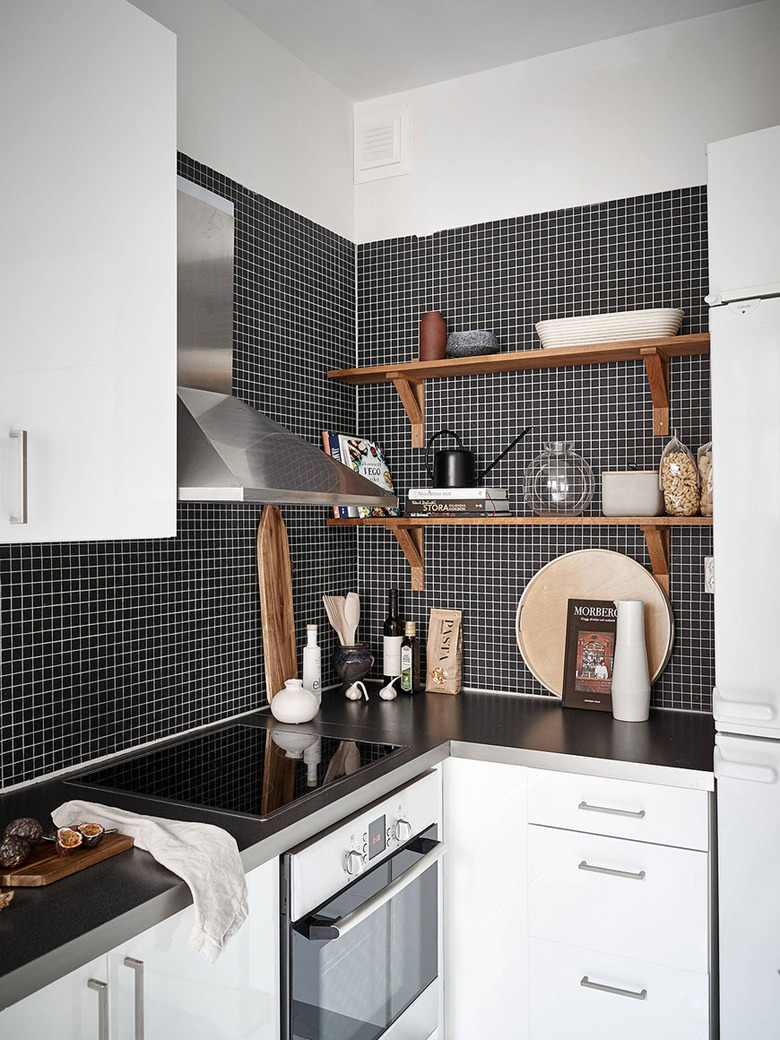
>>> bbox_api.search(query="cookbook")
[561,598,617,712]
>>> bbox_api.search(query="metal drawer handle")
[87,978,109,1040]
[124,956,145,1040]
[578,800,645,819]
[581,976,647,1001]
[9,430,27,524]
[579,860,646,881]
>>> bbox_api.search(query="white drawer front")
[527,768,709,850]
[529,938,710,1040]
[528,826,709,972]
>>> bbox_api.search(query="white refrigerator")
[708,123,780,1039]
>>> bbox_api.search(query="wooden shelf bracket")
[641,523,671,595]
[391,377,425,448]
[642,348,671,436]
[389,523,425,590]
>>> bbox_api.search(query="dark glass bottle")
[400,620,421,694]
[382,587,403,684]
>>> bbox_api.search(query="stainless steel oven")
[281,771,443,1040]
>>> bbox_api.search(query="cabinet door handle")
[579,859,646,881]
[124,956,145,1040]
[87,978,109,1040]
[578,800,645,819]
[581,975,647,1001]
[9,430,27,524]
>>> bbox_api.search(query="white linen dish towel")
[52,799,248,964]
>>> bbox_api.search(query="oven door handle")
[298,840,446,942]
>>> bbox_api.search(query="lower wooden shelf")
[326,515,713,593]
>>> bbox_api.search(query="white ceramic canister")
[602,471,664,517]
[270,678,319,724]
[610,600,651,722]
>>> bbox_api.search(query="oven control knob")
[345,849,366,877]
[393,819,412,843]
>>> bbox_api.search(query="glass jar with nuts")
[659,432,700,516]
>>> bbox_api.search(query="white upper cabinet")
[0,0,177,542]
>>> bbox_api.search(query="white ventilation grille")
[354,103,410,183]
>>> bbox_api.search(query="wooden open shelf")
[327,515,713,593]
[327,334,710,445]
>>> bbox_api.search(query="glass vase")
[524,440,595,516]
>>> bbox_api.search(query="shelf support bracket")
[391,377,425,448]
[641,348,670,437]
[389,524,425,591]
[640,524,670,596]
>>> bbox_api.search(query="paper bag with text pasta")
[426,608,462,694]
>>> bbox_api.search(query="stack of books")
[406,487,511,517]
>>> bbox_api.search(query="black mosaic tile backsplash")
[1,177,714,789]
[356,187,714,712]
[0,156,358,789]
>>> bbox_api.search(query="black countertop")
[0,689,714,1010]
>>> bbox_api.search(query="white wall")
[355,1,780,243]
[130,0,355,239]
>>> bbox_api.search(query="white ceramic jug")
[270,678,319,724]
[611,600,651,722]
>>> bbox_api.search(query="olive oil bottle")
[400,620,421,694]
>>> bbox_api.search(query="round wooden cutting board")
[516,549,674,697]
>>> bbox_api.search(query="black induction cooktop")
[67,722,406,820]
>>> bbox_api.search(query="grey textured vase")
[332,643,374,688]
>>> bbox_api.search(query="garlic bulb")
[345,681,369,701]
[379,677,398,700]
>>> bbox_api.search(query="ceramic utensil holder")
[611,600,651,722]
[332,643,374,690]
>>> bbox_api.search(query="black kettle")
[425,428,530,488]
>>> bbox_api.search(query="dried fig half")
[55,827,83,857]
[77,823,105,849]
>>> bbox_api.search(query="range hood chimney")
[176,177,397,508]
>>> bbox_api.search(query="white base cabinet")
[442,757,529,1039]
[0,858,280,1039]
[0,0,176,543]
[443,761,714,1040]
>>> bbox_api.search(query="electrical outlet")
[704,556,715,594]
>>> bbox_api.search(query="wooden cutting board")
[257,505,298,700]
[257,505,298,817]
[0,833,134,887]
[516,549,674,697]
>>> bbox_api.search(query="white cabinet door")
[0,954,110,1040]
[716,733,780,1040]
[711,297,780,737]
[111,857,280,1040]
[0,0,176,543]
[707,125,780,302]
[442,757,528,1040]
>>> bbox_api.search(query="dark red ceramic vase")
[419,311,446,361]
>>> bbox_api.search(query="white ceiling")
[222,0,760,100]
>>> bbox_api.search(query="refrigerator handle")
[705,292,723,307]
[713,688,775,724]
[714,747,778,785]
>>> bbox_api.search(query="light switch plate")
[704,556,715,594]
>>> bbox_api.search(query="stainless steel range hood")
[176,177,397,508]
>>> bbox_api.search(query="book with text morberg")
[561,599,617,712]
[336,435,400,518]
